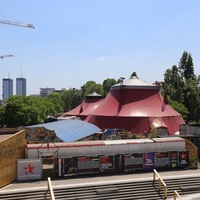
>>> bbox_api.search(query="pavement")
[1,168,200,199]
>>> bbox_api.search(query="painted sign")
[179,151,189,168]
[17,159,42,181]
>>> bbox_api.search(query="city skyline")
[1,76,66,100]
[2,77,27,101]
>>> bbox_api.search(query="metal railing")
[47,177,55,200]
[153,169,168,198]
[174,190,182,200]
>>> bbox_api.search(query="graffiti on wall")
[25,127,56,142]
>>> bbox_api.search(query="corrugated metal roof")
[27,119,101,142]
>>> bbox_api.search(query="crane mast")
[0,19,35,29]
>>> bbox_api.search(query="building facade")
[2,78,13,101]
[16,78,26,96]
[40,88,55,98]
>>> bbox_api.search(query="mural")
[17,159,42,181]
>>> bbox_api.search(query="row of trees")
[0,51,199,127]
[162,51,200,123]
[0,78,118,127]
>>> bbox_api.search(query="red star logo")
[181,153,186,160]
[24,163,35,174]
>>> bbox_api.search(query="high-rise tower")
[16,78,26,96]
[2,78,13,101]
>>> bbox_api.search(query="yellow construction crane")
[0,54,14,59]
[0,19,35,29]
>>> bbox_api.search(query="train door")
[42,155,55,180]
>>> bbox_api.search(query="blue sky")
[1,0,200,96]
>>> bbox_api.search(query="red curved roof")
[62,91,103,120]
[85,77,185,135]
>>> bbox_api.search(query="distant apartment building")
[54,88,66,94]
[2,78,13,101]
[16,78,26,96]
[40,88,55,98]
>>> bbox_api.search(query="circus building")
[85,76,185,136]
[61,91,103,120]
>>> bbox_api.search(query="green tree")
[130,71,138,78]
[47,92,63,115]
[0,104,5,127]
[61,89,82,112]
[102,78,117,97]
[182,78,200,122]
[163,51,200,123]
[4,96,36,127]
[81,81,104,96]
[163,65,184,102]
[178,51,199,122]
[3,95,60,127]
[167,96,189,121]
[179,51,195,80]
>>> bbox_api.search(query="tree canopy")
[163,51,200,123]
[2,95,64,127]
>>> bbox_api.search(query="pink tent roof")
[85,77,185,135]
[62,91,103,120]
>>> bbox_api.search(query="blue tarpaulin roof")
[27,119,101,142]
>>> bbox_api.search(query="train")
[26,137,186,158]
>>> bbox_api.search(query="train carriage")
[26,137,186,158]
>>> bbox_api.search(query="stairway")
[0,190,50,200]
[52,176,200,200]
[1,176,200,199]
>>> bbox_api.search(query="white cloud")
[97,56,105,61]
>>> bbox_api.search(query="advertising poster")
[100,155,114,173]
[77,156,99,175]
[115,154,124,173]
[154,152,169,169]
[124,153,143,172]
[143,152,154,170]
[179,151,189,168]
[55,158,64,177]
[64,157,78,176]
[169,151,178,169]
